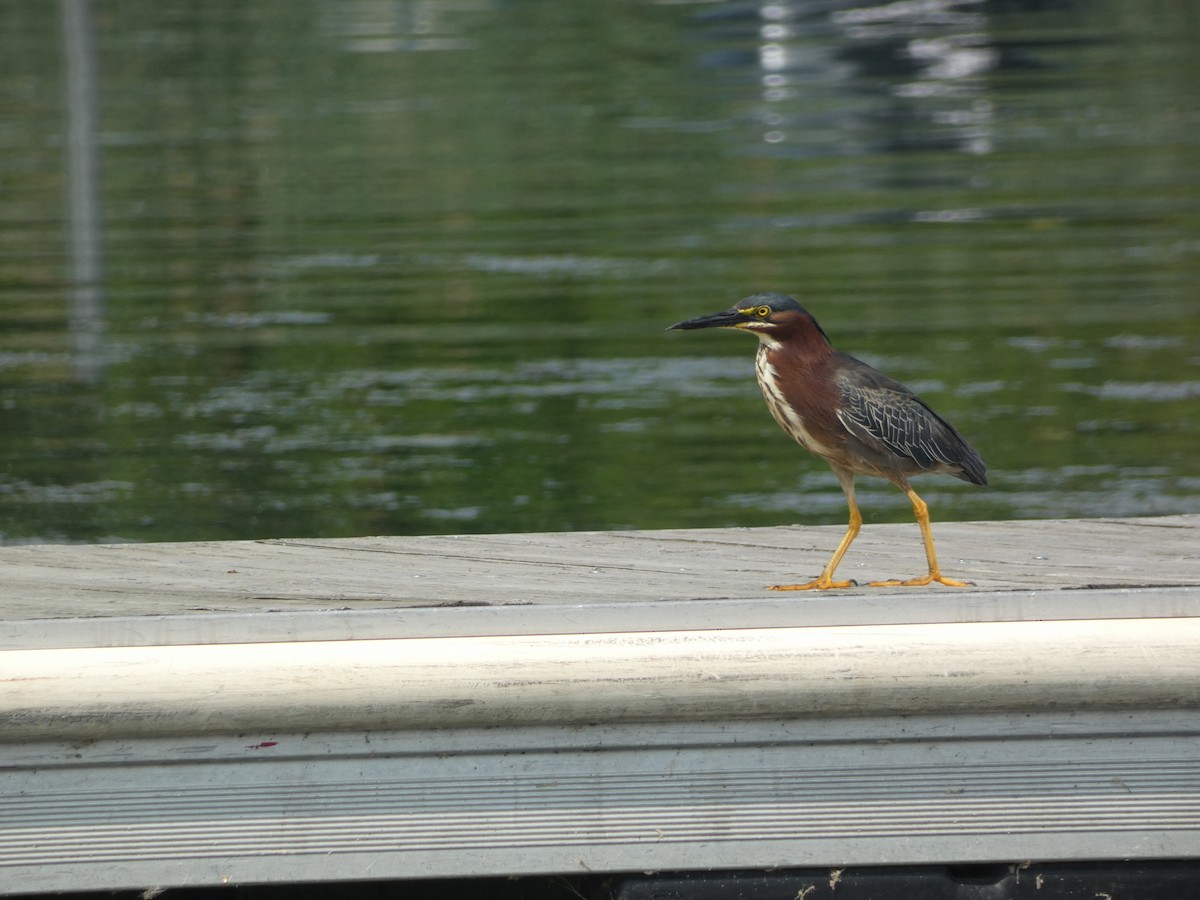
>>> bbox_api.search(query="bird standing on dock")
[669,292,986,591]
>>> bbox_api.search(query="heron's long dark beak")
[667,308,745,331]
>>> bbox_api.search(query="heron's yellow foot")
[769,576,855,591]
[869,573,974,588]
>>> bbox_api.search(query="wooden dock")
[2,514,1199,894]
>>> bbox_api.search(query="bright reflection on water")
[1,0,1198,543]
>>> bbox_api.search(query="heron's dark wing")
[834,359,984,482]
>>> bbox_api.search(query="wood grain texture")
[2,515,1197,622]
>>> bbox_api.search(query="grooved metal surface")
[3,720,1199,892]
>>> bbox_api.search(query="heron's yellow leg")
[870,487,973,588]
[771,484,862,592]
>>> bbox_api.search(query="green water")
[1,0,1198,544]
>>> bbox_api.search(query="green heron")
[669,292,986,591]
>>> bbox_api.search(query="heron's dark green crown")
[740,292,805,315]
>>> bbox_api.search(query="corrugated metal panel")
[3,714,1199,893]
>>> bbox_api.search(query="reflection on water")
[61,0,105,384]
[729,0,999,157]
[0,0,1197,544]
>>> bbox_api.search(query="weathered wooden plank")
[6,585,1200,651]
[1,515,1197,623]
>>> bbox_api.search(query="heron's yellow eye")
[756,306,771,318]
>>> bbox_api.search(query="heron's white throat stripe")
[755,348,835,458]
